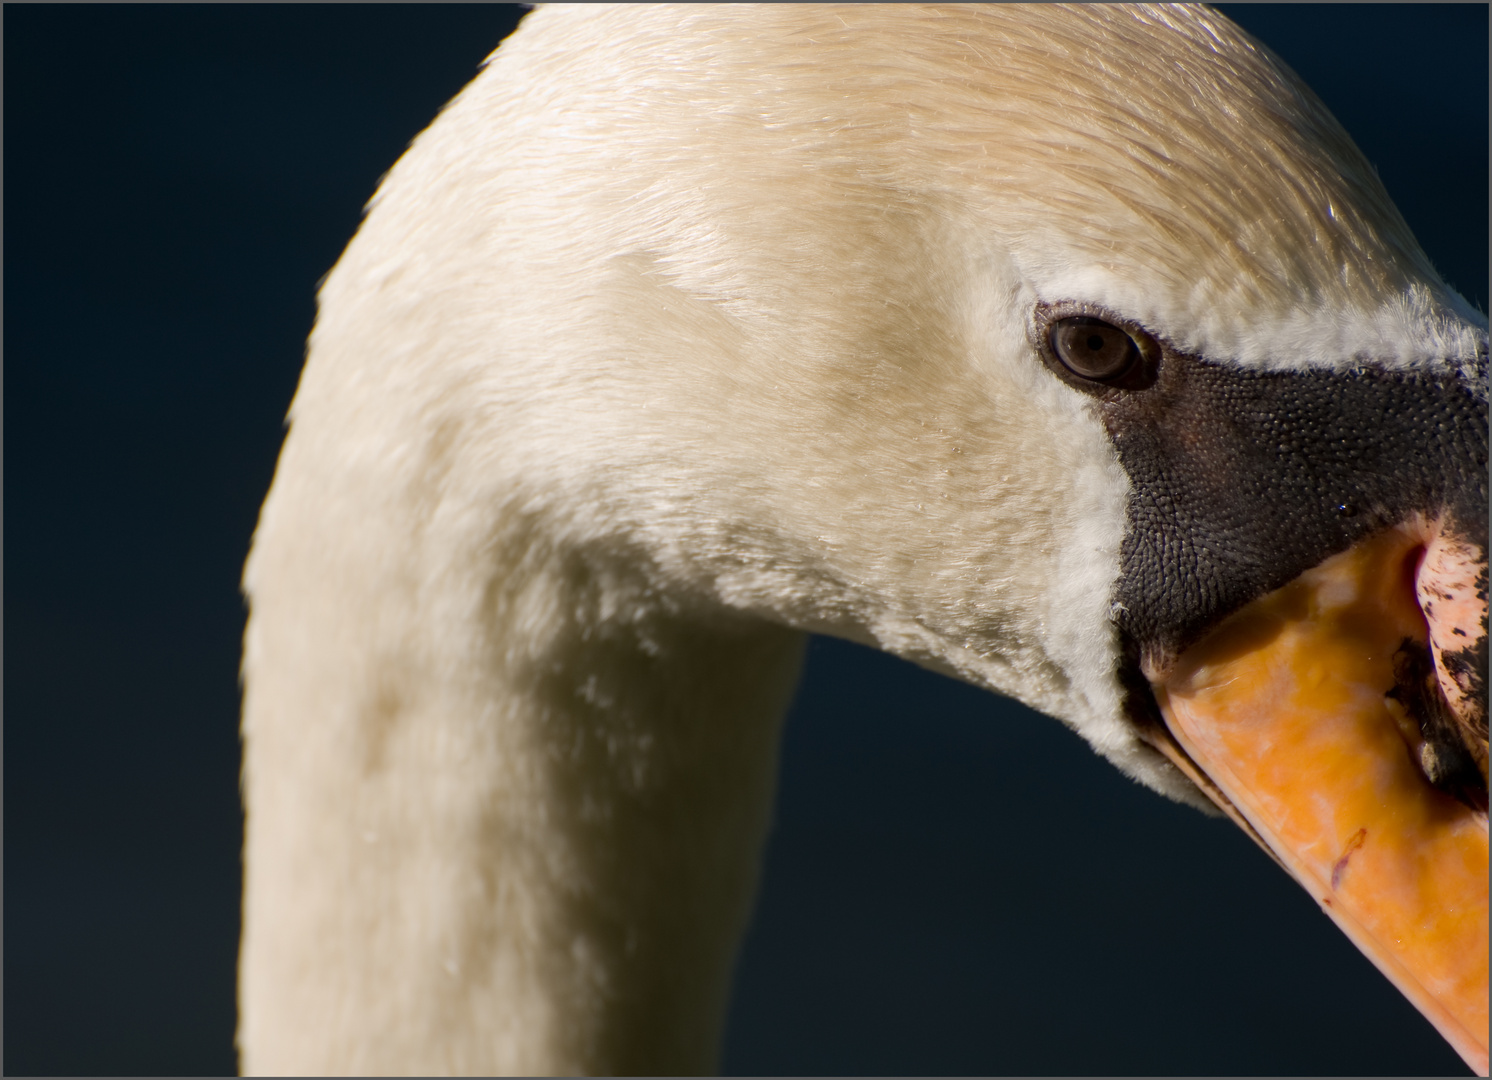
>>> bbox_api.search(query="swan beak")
[1144,521,1489,1075]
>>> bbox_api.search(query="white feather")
[239,5,1485,1072]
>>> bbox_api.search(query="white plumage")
[240,5,1486,1073]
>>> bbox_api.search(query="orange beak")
[1141,522,1489,1074]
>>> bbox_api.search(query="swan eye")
[1049,317,1141,382]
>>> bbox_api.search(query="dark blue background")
[5,5,1485,1075]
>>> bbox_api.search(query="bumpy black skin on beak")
[1104,351,1486,655]
[1037,306,1488,801]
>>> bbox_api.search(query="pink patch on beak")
[1416,524,1488,733]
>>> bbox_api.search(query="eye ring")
[1049,316,1142,382]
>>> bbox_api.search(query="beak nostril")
[1410,523,1489,790]
[1402,543,1428,608]
[1388,637,1489,812]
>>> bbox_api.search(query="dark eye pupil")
[1049,317,1140,381]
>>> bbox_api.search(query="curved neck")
[241,515,805,1073]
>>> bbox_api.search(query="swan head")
[247,3,1487,1071]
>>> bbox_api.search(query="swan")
[239,5,1489,1074]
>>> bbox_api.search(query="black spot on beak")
[1388,638,1488,812]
